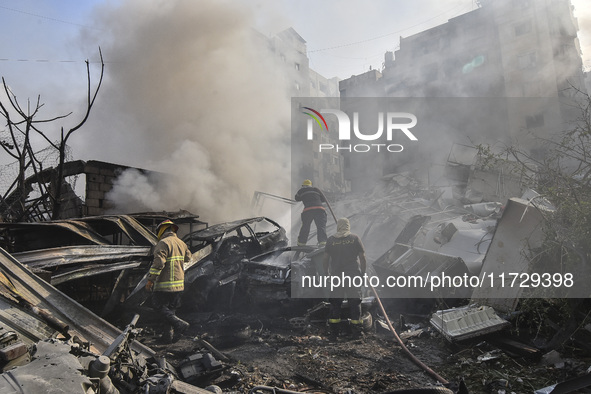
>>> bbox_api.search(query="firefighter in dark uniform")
[323,217,367,340]
[146,219,192,343]
[295,179,327,246]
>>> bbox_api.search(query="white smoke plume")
[79,0,291,222]
[573,0,591,69]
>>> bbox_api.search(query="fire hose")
[320,191,449,385]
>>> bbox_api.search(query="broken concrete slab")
[470,198,552,313]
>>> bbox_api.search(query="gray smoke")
[574,0,591,69]
[79,0,291,222]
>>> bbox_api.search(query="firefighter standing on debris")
[295,179,327,246]
[323,217,367,340]
[146,219,192,342]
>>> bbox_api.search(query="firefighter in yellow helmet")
[295,179,327,246]
[146,219,192,343]
[323,218,367,340]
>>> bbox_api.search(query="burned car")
[180,217,288,310]
[0,215,289,315]
[238,245,320,306]
[124,217,289,312]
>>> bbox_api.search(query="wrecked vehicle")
[0,246,225,393]
[180,217,288,310]
[124,217,289,312]
[238,245,321,309]
[0,215,291,316]
[182,217,287,262]
[0,215,157,317]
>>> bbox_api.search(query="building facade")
[265,28,348,195]
[339,0,586,191]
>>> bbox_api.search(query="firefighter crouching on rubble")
[146,219,192,342]
[323,217,367,340]
[295,179,328,246]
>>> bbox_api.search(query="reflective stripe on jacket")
[147,232,191,292]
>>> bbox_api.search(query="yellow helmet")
[302,179,312,186]
[156,219,178,239]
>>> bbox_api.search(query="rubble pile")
[0,161,590,393]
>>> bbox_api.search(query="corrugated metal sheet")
[13,245,151,269]
[0,247,154,357]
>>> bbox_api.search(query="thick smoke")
[574,0,591,69]
[79,0,291,222]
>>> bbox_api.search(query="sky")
[1,0,591,221]
[1,0,590,118]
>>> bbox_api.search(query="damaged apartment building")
[336,0,586,192]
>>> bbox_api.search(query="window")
[515,20,532,36]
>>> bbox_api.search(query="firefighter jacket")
[147,232,191,292]
[295,186,326,209]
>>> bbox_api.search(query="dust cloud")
[81,0,292,222]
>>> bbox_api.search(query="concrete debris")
[0,156,586,392]
[470,197,553,313]
[0,247,221,393]
[463,201,503,217]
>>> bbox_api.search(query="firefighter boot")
[350,320,363,340]
[328,322,340,341]
[161,324,174,344]
[170,315,190,341]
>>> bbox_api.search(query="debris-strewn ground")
[134,306,591,394]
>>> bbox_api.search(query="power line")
[0,4,100,30]
[307,3,471,53]
[0,58,78,63]
[0,58,112,64]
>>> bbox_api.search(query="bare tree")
[0,48,104,222]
